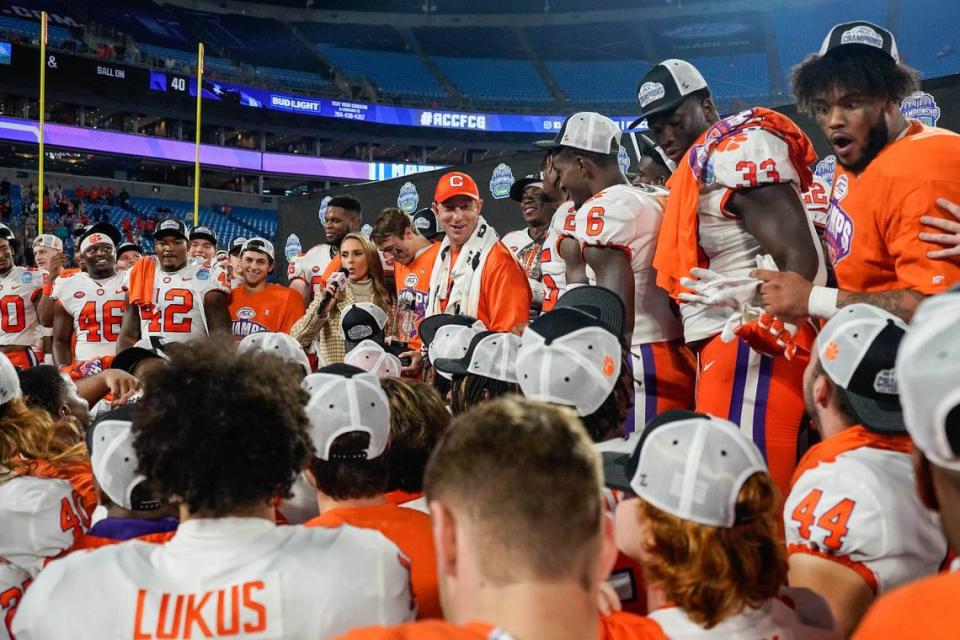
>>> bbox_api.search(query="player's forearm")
[37,297,55,327]
[837,288,924,322]
[52,337,72,367]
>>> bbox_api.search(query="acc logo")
[840,25,884,49]
[318,196,332,223]
[832,174,849,202]
[360,223,373,238]
[237,306,256,320]
[901,91,941,126]
[404,273,419,288]
[618,146,631,175]
[489,163,515,200]
[284,233,302,261]
[196,269,210,281]
[814,155,836,183]
[20,272,32,284]
[874,368,898,395]
[637,82,665,108]
[397,182,420,214]
[73,291,85,299]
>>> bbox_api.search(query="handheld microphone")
[316,268,349,315]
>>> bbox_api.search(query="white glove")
[529,278,546,307]
[679,267,761,311]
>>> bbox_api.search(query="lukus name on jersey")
[132,577,282,639]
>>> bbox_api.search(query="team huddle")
[2,19,960,640]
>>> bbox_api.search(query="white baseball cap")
[241,237,275,261]
[0,476,80,574]
[87,405,154,511]
[433,331,521,384]
[517,308,622,417]
[0,351,22,405]
[535,112,622,155]
[420,314,487,380]
[816,304,908,433]
[607,414,768,527]
[303,364,391,461]
[344,339,402,379]
[238,331,311,375]
[632,59,709,123]
[819,21,899,61]
[32,234,63,252]
[896,291,960,471]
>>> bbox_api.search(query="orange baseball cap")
[434,171,480,203]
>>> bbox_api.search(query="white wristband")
[808,286,839,319]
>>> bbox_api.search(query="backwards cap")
[303,364,391,461]
[897,291,960,471]
[433,331,520,384]
[345,340,402,379]
[0,351,21,405]
[238,332,311,375]
[87,405,156,511]
[535,112,621,155]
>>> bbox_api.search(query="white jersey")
[574,183,682,346]
[501,228,543,280]
[12,518,415,640]
[682,128,825,343]
[539,201,576,312]
[50,271,125,360]
[288,243,337,296]
[784,432,947,594]
[649,587,837,639]
[0,476,86,577]
[0,267,45,347]
[123,257,230,343]
[0,560,31,640]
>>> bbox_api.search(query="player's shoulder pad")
[710,127,800,190]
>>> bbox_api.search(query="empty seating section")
[895,2,960,79]
[546,60,639,107]
[687,54,770,104]
[257,67,331,92]
[297,22,409,52]
[319,47,445,99]
[525,23,632,61]
[413,27,528,59]
[432,56,551,104]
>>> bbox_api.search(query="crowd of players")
[2,19,960,640]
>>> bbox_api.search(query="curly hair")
[450,373,519,416]
[0,397,85,481]
[636,472,786,628]
[17,365,69,417]
[133,338,313,516]
[380,377,450,492]
[792,46,920,116]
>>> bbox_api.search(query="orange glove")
[733,313,803,360]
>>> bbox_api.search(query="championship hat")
[631,59,709,125]
[535,112,621,155]
[78,222,121,250]
[816,304,908,434]
[341,302,389,351]
[0,352,21,402]
[87,404,157,511]
[229,236,248,256]
[189,225,218,246]
[116,241,142,259]
[433,331,521,384]
[434,171,480,203]
[555,285,626,343]
[0,223,14,240]
[241,237,275,261]
[238,331,311,375]
[602,412,767,528]
[0,476,81,574]
[509,174,544,202]
[32,234,63,252]
[896,291,960,471]
[516,307,622,416]
[154,218,188,241]
[819,21,899,61]
[344,339,402,379]
[419,314,487,380]
[303,364,391,461]
[412,208,442,240]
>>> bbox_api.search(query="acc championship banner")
[148,71,641,134]
[648,12,765,56]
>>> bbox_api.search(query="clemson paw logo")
[823,340,839,361]
[716,133,749,152]
[603,355,615,377]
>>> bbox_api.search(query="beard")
[842,115,890,173]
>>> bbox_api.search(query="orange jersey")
[826,121,960,293]
[229,283,305,338]
[336,613,666,639]
[852,571,960,639]
[306,503,441,619]
[439,243,531,332]
[393,242,440,350]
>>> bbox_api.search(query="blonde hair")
[637,472,786,629]
[340,232,392,307]
[0,398,86,480]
